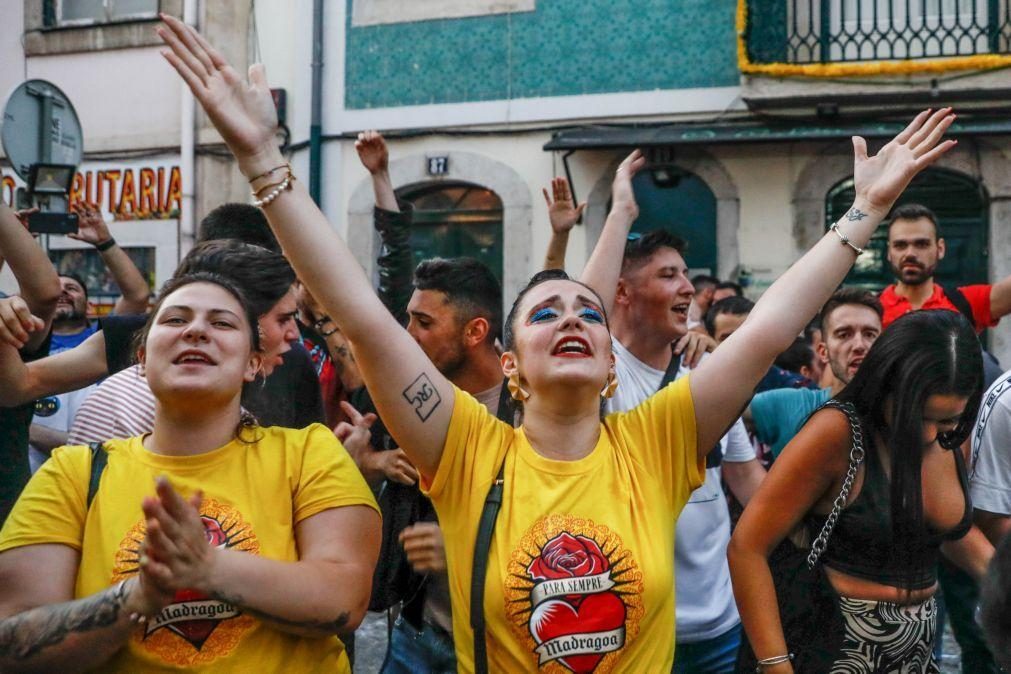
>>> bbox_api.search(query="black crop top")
[804,437,973,590]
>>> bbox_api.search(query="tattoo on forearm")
[0,583,127,662]
[402,373,442,421]
[846,208,868,221]
[213,590,350,634]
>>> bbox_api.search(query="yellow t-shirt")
[425,377,704,673]
[0,424,379,673]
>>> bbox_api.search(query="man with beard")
[881,203,1011,331]
[747,288,883,459]
[27,203,149,471]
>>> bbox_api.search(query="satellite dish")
[2,79,83,180]
[1,80,83,234]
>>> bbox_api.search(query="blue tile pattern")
[344,0,740,109]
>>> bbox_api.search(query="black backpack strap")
[87,442,107,509]
[658,348,682,391]
[471,461,505,674]
[939,284,976,327]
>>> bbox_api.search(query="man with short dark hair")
[881,202,1011,332]
[588,213,764,672]
[747,288,883,458]
[704,295,754,344]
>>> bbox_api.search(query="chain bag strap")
[806,400,866,570]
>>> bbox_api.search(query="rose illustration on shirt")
[528,532,609,605]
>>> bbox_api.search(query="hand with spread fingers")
[156,13,280,173]
[68,203,112,247]
[0,295,46,350]
[852,107,957,216]
[543,177,585,235]
[139,477,217,595]
[399,522,447,574]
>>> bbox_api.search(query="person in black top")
[730,310,994,672]
[0,198,61,525]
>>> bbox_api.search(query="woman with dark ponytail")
[730,309,992,672]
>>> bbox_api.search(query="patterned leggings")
[826,595,939,673]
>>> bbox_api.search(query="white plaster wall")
[23,47,180,153]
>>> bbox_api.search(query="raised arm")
[356,133,415,323]
[690,109,956,456]
[541,177,584,271]
[355,130,398,212]
[0,200,61,353]
[68,203,150,315]
[157,15,453,480]
[0,327,109,407]
[579,150,645,314]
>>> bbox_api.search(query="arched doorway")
[607,169,719,276]
[397,181,505,283]
[825,168,989,289]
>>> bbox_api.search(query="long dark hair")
[835,309,983,582]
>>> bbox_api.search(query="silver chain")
[806,400,866,570]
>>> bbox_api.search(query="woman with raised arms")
[156,14,955,672]
[0,273,380,673]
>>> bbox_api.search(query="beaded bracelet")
[252,171,296,208]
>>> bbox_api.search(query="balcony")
[740,0,1011,112]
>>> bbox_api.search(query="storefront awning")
[543,117,1011,150]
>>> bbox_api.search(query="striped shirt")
[68,365,155,444]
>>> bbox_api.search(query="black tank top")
[804,437,973,590]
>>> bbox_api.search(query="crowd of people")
[1,15,1011,673]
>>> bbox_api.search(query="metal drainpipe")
[309,0,324,204]
[178,0,197,261]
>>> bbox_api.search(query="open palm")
[853,108,956,214]
[158,14,278,163]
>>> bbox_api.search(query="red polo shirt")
[880,283,995,333]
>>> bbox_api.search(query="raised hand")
[611,149,646,219]
[852,108,956,216]
[157,14,280,174]
[355,131,389,175]
[0,296,45,350]
[139,477,216,594]
[67,202,111,246]
[542,177,585,234]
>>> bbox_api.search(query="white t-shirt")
[607,339,754,643]
[970,369,1011,514]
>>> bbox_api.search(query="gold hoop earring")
[507,374,530,402]
[600,371,618,399]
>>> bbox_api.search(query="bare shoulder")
[779,405,854,476]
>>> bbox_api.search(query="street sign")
[2,79,83,180]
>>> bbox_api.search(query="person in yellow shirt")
[155,15,956,671]
[0,272,380,673]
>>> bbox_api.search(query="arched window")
[825,168,988,289]
[611,168,718,275]
[397,181,504,283]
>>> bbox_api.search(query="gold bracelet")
[247,162,291,184]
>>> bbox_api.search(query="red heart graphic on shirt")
[163,589,220,650]
[530,592,626,673]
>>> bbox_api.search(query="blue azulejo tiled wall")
[344,0,740,110]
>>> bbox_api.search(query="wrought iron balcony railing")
[745,0,1011,64]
